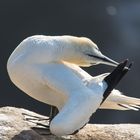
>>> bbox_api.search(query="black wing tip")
[102,59,133,104]
[120,59,133,70]
[119,59,128,69]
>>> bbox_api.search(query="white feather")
[7,35,140,136]
[100,90,140,111]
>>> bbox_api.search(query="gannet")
[7,35,140,136]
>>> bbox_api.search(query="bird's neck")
[31,36,85,66]
[41,38,78,64]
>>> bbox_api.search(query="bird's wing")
[62,62,93,80]
[40,62,104,135]
[40,62,93,97]
[100,89,140,111]
[63,62,140,112]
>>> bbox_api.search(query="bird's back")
[7,35,70,108]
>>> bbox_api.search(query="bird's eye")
[95,46,99,51]
[86,53,94,57]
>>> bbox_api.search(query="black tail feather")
[101,59,132,104]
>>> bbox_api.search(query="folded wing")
[41,62,104,136]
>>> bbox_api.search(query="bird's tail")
[100,89,140,111]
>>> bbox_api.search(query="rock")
[0,106,140,140]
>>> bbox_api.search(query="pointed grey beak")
[100,55,119,67]
[87,53,119,67]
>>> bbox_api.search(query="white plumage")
[7,35,140,136]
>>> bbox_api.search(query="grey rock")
[0,107,140,140]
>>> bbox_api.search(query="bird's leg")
[22,112,50,135]
[25,106,59,135]
[31,106,59,135]
[101,59,132,104]
[49,106,59,122]
[22,106,58,122]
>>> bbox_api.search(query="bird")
[7,35,140,136]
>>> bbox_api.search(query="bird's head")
[63,36,119,67]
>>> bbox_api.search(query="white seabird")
[7,35,140,136]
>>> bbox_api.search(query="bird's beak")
[100,55,119,67]
[87,53,119,67]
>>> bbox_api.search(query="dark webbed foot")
[22,112,51,135]
[101,59,133,104]
[49,106,59,122]
[22,112,49,121]
[22,106,59,135]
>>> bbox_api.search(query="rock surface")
[0,106,140,140]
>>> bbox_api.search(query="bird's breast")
[7,61,66,109]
